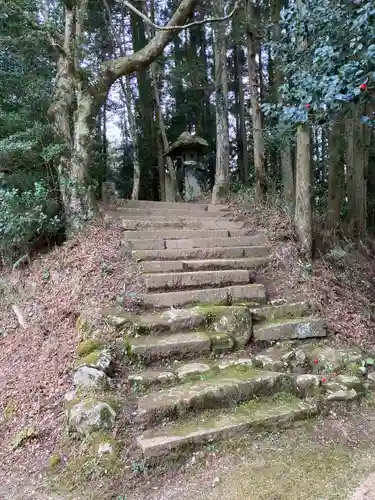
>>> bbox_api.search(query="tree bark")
[48,0,199,234]
[346,107,370,236]
[121,76,141,200]
[327,119,345,225]
[295,0,312,259]
[235,45,249,184]
[212,0,230,205]
[273,0,294,207]
[246,0,266,201]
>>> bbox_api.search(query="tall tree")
[212,0,230,204]
[246,0,266,201]
[294,0,312,259]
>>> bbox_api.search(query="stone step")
[132,245,270,262]
[253,317,326,342]
[128,358,254,388]
[141,283,266,308]
[137,399,317,458]
[129,235,266,251]
[144,269,251,292]
[116,200,229,212]
[124,229,231,240]
[164,235,267,251]
[122,218,242,231]
[129,332,212,362]
[106,305,252,339]
[141,257,269,273]
[118,207,228,218]
[121,213,233,222]
[123,229,252,240]
[136,369,295,426]
[250,301,312,323]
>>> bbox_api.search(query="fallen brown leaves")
[0,210,144,483]
[230,195,375,349]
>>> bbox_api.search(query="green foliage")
[0,182,62,263]
[264,0,375,127]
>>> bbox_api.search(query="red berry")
[306,103,311,109]
[313,359,319,365]
[321,377,327,383]
[360,83,367,91]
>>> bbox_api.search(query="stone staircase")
[97,200,366,462]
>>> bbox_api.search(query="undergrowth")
[230,188,375,348]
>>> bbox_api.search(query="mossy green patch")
[12,426,38,450]
[48,454,61,469]
[77,339,103,358]
[75,350,101,368]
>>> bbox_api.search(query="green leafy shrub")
[0,181,62,264]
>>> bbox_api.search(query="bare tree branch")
[119,0,243,31]
[102,0,199,81]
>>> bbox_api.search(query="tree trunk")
[212,0,230,205]
[295,0,312,259]
[327,119,345,225]
[235,45,249,184]
[273,0,294,207]
[246,0,266,201]
[346,108,370,236]
[122,76,141,200]
[48,2,96,234]
[295,123,312,258]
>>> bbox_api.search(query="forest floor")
[1,198,375,499]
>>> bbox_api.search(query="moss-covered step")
[105,305,253,347]
[136,367,295,426]
[104,308,207,335]
[128,358,254,392]
[253,317,326,342]
[128,332,212,362]
[132,245,270,262]
[253,342,364,374]
[137,396,317,458]
[141,283,266,309]
[250,301,312,323]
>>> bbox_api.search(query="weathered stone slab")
[253,318,326,342]
[128,370,176,388]
[166,235,267,250]
[141,284,266,308]
[129,332,211,362]
[129,239,165,251]
[176,362,211,379]
[250,301,312,323]
[137,400,317,458]
[119,207,224,218]
[136,370,295,425]
[104,308,206,335]
[132,245,269,262]
[122,218,240,231]
[145,269,250,292]
[124,229,229,240]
